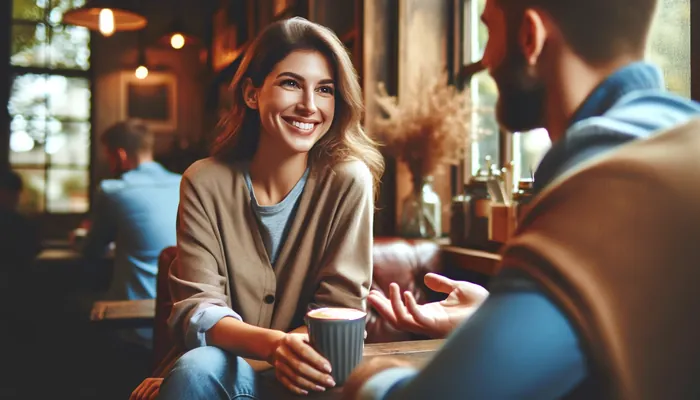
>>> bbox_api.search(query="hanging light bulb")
[135,65,149,79]
[63,1,147,34]
[170,33,185,49]
[98,8,115,36]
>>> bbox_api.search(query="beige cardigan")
[168,157,374,351]
[501,119,700,399]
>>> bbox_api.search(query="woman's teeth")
[291,120,314,131]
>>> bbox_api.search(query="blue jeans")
[158,346,259,399]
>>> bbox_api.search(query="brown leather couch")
[152,237,445,371]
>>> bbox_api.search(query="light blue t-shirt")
[82,162,181,347]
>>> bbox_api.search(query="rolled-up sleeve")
[185,305,242,348]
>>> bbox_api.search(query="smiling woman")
[135,17,384,400]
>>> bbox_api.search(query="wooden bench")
[90,299,156,328]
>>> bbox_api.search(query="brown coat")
[501,119,700,399]
[168,157,374,351]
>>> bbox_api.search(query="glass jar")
[400,176,442,238]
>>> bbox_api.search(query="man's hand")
[130,377,162,400]
[342,357,414,400]
[368,273,489,338]
[270,332,336,395]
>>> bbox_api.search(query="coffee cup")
[305,307,366,385]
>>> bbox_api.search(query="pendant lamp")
[62,0,147,37]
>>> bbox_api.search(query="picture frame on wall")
[119,71,178,133]
[211,0,253,72]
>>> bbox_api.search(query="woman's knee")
[160,346,257,399]
[172,346,233,377]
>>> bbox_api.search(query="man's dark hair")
[498,0,659,64]
[101,119,154,158]
[0,169,23,192]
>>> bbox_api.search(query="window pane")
[513,129,551,182]
[10,116,46,165]
[47,168,89,213]
[47,121,90,166]
[11,23,48,67]
[469,0,499,174]
[48,24,91,70]
[12,0,46,21]
[647,0,690,97]
[48,0,86,25]
[471,73,500,173]
[14,168,46,213]
[47,75,91,120]
[9,74,48,119]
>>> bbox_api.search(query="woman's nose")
[297,90,318,114]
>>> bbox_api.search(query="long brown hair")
[212,17,384,193]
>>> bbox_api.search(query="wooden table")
[255,339,443,399]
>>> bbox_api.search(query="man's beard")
[490,41,547,133]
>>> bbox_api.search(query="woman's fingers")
[142,379,162,400]
[130,378,162,400]
[286,334,333,376]
[275,370,309,395]
[276,336,335,388]
[275,357,327,393]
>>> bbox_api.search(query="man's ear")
[519,8,548,66]
[116,148,129,165]
[242,78,259,110]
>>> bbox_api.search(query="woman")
[132,17,384,400]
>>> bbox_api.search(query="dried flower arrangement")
[373,71,476,190]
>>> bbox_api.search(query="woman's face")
[246,49,336,154]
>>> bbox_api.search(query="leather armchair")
[151,237,444,370]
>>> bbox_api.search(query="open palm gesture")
[368,273,489,338]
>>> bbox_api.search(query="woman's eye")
[318,86,334,95]
[281,79,299,88]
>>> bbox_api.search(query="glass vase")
[399,176,442,238]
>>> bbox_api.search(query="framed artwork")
[119,71,178,133]
[211,0,253,72]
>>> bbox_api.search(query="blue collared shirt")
[82,162,182,302]
[359,61,700,399]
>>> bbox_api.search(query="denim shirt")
[359,62,700,400]
[82,162,182,302]
[534,61,700,193]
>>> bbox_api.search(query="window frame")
[7,0,95,217]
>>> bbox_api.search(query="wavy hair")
[212,17,384,194]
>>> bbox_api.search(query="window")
[9,0,92,214]
[461,0,691,183]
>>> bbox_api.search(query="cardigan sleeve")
[167,172,241,350]
[310,162,374,312]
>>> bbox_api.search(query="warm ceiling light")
[98,9,114,36]
[170,33,185,49]
[135,65,149,79]
[63,0,147,35]
[159,18,198,49]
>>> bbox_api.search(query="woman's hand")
[130,377,163,400]
[270,332,336,395]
